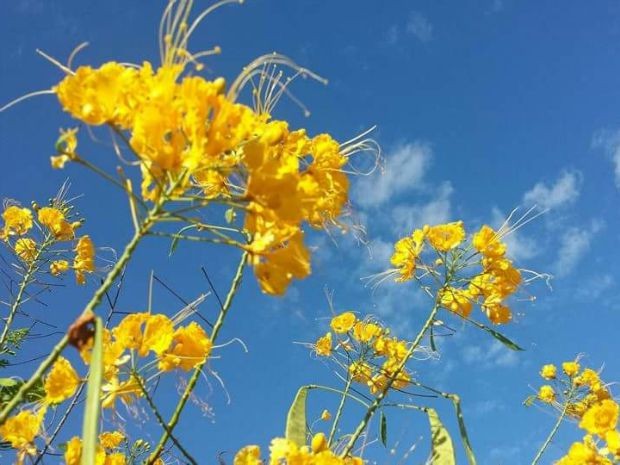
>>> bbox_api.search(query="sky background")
[1,1,620,464]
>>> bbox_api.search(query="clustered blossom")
[234,434,363,465]
[533,361,620,464]
[0,202,94,285]
[390,222,522,325]
[314,312,411,395]
[53,43,371,296]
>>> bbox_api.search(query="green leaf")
[427,408,455,465]
[523,394,537,407]
[0,377,45,409]
[81,317,104,465]
[465,319,523,351]
[449,395,477,465]
[285,386,308,447]
[379,411,388,447]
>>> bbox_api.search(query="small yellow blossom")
[426,221,465,252]
[320,409,331,421]
[44,356,80,404]
[563,361,580,377]
[390,228,425,282]
[580,400,619,437]
[311,432,328,453]
[352,322,382,343]
[556,440,612,465]
[158,322,212,371]
[605,430,620,457]
[38,207,75,241]
[315,332,332,357]
[349,361,372,383]
[472,225,506,257]
[330,312,356,334]
[15,238,37,262]
[439,287,473,318]
[0,407,46,461]
[575,368,601,388]
[234,445,262,465]
[74,235,95,284]
[540,364,557,380]
[1,206,33,238]
[50,259,70,276]
[538,385,555,403]
[99,431,125,449]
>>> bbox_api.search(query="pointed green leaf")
[81,317,103,465]
[465,318,523,351]
[427,408,455,465]
[379,411,388,447]
[449,395,477,465]
[285,386,308,446]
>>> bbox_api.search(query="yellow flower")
[44,356,80,404]
[99,431,125,449]
[483,301,512,325]
[104,453,127,465]
[605,430,620,457]
[352,322,382,343]
[38,207,74,241]
[575,369,601,388]
[63,436,107,465]
[330,312,356,334]
[74,235,95,284]
[580,400,619,437]
[50,260,70,276]
[538,385,555,403]
[563,361,580,377]
[234,445,262,465]
[439,287,473,318]
[426,221,465,252]
[101,375,143,410]
[0,407,46,459]
[315,332,332,357]
[472,225,506,257]
[158,322,212,371]
[1,206,33,238]
[556,440,612,465]
[113,313,174,357]
[349,361,372,383]
[15,238,37,262]
[540,364,557,380]
[390,228,425,282]
[320,409,331,421]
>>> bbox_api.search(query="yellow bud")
[311,433,328,453]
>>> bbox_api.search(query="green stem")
[328,376,353,446]
[0,205,162,424]
[340,301,441,457]
[530,398,570,465]
[145,250,248,464]
[0,239,48,350]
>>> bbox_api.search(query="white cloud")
[406,12,433,42]
[554,221,603,278]
[522,170,582,210]
[353,142,432,209]
[462,340,519,368]
[592,128,620,188]
[391,182,453,234]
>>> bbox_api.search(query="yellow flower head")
[50,259,70,276]
[556,440,612,465]
[38,207,75,241]
[315,332,332,357]
[0,407,46,453]
[1,206,33,238]
[158,321,212,371]
[484,302,512,325]
[330,312,356,334]
[472,225,506,257]
[99,431,125,449]
[426,221,465,252]
[15,238,37,262]
[352,321,382,343]
[390,228,425,282]
[74,235,95,284]
[579,399,619,437]
[540,364,557,380]
[439,287,473,318]
[538,385,556,403]
[575,368,601,388]
[44,356,80,404]
[349,361,372,383]
[234,445,262,465]
[563,361,581,377]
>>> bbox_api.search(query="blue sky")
[2,1,620,464]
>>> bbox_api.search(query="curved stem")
[340,300,441,457]
[145,250,248,464]
[328,377,353,446]
[531,399,570,465]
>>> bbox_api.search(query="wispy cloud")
[390,182,453,234]
[354,142,432,209]
[592,128,620,188]
[522,170,582,210]
[406,12,434,42]
[462,340,519,368]
[554,221,603,278]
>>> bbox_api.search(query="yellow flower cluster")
[54,53,361,296]
[535,361,620,464]
[234,434,363,465]
[64,431,133,465]
[0,203,94,284]
[0,407,46,465]
[78,312,211,409]
[390,223,522,325]
[315,312,411,395]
